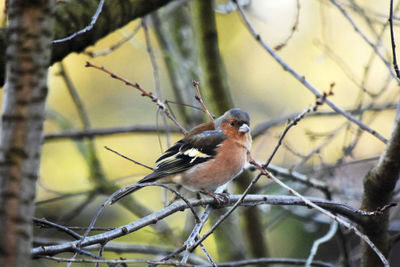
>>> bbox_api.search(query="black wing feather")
[139,130,226,183]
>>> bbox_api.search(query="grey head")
[214,108,250,128]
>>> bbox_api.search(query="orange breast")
[180,138,248,191]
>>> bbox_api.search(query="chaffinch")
[111,108,251,203]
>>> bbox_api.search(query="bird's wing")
[139,130,226,183]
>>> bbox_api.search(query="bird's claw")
[214,192,230,204]
[202,190,230,206]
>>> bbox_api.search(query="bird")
[110,108,251,204]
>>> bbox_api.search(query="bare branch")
[53,0,105,43]
[104,146,155,171]
[192,80,214,122]
[35,255,338,267]
[31,194,379,257]
[33,218,82,240]
[85,22,142,57]
[43,125,181,142]
[274,0,300,51]
[85,61,187,133]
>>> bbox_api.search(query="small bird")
[111,108,251,204]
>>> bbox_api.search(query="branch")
[104,146,154,171]
[31,194,392,257]
[38,256,193,266]
[37,255,338,267]
[33,238,208,264]
[43,125,181,142]
[53,0,105,43]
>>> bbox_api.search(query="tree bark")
[0,0,55,266]
[360,116,400,267]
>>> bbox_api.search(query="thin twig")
[143,17,171,149]
[85,23,142,57]
[199,243,217,267]
[43,124,181,142]
[274,0,300,51]
[104,146,155,171]
[53,0,105,44]
[192,80,214,122]
[85,61,187,134]
[96,243,107,267]
[35,191,91,205]
[389,0,400,79]
[306,220,338,267]
[33,217,82,240]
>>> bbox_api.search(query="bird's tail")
[109,186,141,205]
[137,171,163,183]
[109,172,163,205]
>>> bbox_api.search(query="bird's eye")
[230,121,235,126]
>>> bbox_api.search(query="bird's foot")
[202,190,230,206]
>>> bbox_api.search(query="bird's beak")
[239,123,250,133]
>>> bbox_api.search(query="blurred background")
[1,0,399,266]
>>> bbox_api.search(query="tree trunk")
[0,0,55,266]
[360,116,400,266]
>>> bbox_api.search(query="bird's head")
[215,109,250,136]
